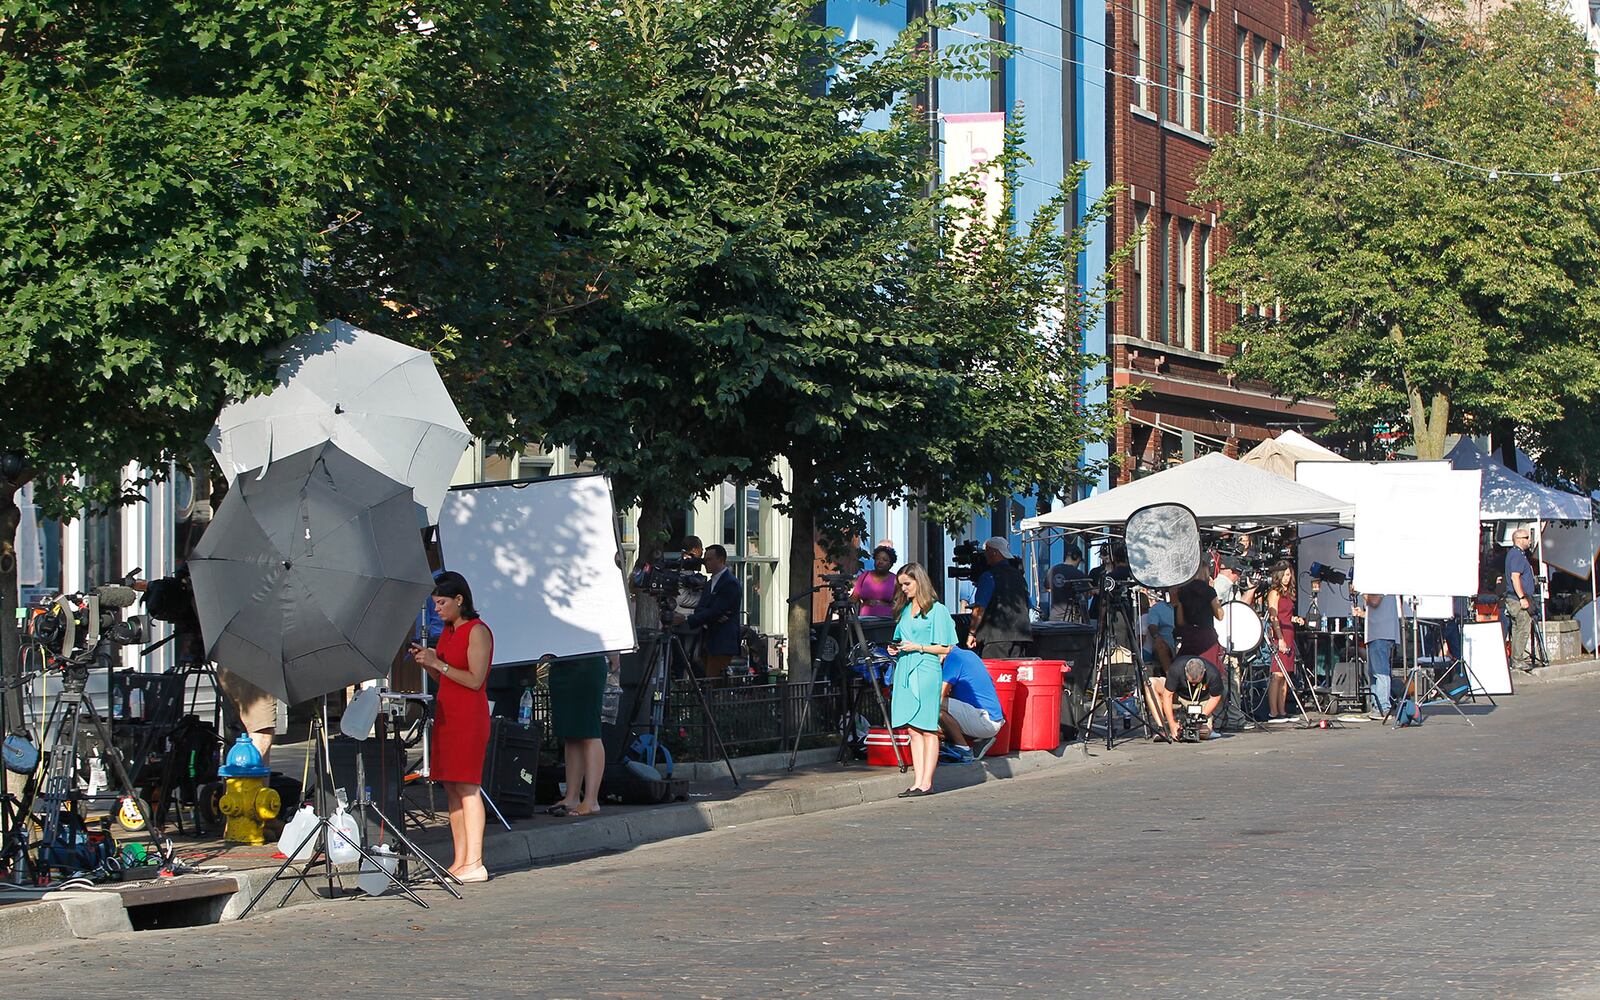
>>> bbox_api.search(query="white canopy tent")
[1444,438,1594,662]
[1238,430,1346,481]
[1022,452,1354,531]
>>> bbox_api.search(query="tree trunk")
[786,457,816,684]
[635,498,668,558]
[1392,323,1452,461]
[0,483,21,736]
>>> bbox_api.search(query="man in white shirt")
[1363,593,1401,720]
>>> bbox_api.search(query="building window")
[1237,28,1249,132]
[1174,2,1191,127]
[1133,205,1150,339]
[1132,0,1149,109]
[1197,226,1211,353]
[1176,220,1193,349]
[716,481,776,633]
[1252,36,1268,129]
[1195,9,1209,132]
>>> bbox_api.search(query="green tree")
[0,2,587,716]
[1197,0,1600,460]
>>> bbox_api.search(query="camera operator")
[1211,555,1255,606]
[965,537,1033,658]
[674,543,740,680]
[672,535,708,621]
[1151,655,1225,741]
[1046,545,1089,622]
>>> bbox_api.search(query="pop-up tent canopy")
[1239,430,1345,480]
[1445,439,1590,522]
[1021,452,1353,531]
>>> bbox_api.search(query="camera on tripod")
[23,582,151,670]
[637,551,708,598]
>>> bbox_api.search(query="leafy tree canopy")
[1197,0,1600,462]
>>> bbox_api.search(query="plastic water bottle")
[328,804,361,866]
[357,844,398,897]
[518,687,534,729]
[277,804,319,862]
[111,680,124,720]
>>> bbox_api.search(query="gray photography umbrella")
[189,442,435,704]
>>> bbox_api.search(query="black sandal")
[545,804,572,817]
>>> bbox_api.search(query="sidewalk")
[0,740,1113,951]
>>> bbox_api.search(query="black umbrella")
[189,442,434,704]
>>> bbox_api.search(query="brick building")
[1106,0,1334,480]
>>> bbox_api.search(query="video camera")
[1176,701,1210,742]
[23,580,151,671]
[635,551,708,599]
[947,540,984,581]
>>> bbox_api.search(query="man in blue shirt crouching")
[939,647,1006,763]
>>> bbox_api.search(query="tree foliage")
[1197,0,1600,460]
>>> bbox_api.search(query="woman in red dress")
[1265,562,1300,721]
[410,572,493,883]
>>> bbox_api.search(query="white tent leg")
[1535,521,1550,663]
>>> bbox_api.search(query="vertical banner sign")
[942,112,1006,231]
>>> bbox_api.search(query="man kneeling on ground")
[938,647,1006,763]
[1151,655,1224,742]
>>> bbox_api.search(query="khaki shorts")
[218,668,278,733]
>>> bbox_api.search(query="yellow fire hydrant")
[217,735,281,845]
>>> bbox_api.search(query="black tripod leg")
[785,669,820,772]
[671,636,740,787]
[81,707,166,860]
[848,618,906,772]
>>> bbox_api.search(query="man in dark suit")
[677,543,742,679]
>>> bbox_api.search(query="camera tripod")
[786,582,903,772]
[2,659,169,883]
[635,592,739,786]
[1080,579,1167,751]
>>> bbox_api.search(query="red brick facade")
[1106,0,1331,481]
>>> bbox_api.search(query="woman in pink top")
[853,545,899,617]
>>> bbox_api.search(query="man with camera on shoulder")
[1151,654,1225,742]
[965,536,1033,658]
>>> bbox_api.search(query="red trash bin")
[1007,659,1066,751]
[981,660,1020,756]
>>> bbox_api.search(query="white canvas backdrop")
[438,474,636,666]
[1295,461,1480,600]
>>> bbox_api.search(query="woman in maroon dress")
[410,572,493,883]
[1265,562,1300,721]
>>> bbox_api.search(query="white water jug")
[276,805,318,862]
[327,805,361,866]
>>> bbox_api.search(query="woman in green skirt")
[887,563,957,798]
[546,653,610,816]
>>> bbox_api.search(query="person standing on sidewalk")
[887,563,957,798]
[411,572,494,883]
[1503,528,1539,673]
[1363,593,1400,719]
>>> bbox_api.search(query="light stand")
[362,693,462,897]
[1387,603,1476,727]
[786,579,904,772]
[1080,578,1166,751]
[239,698,437,917]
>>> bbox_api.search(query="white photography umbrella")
[208,319,470,524]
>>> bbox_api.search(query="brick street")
[6,674,1600,999]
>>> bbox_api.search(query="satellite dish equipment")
[1124,503,1203,589]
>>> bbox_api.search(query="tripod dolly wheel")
[116,795,151,833]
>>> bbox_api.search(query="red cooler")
[981,661,1020,756]
[864,727,912,767]
[1007,659,1066,751]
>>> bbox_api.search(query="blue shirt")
[940,648,1005,722]
[1504,546,1535,598]
[1143,601,1175,659]
[972,569,994,609]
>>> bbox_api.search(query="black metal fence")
[516,679,847,762]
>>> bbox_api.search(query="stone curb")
[0,743,1094,951]
[1522,657,1600,683]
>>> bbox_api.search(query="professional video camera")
[1306,561,1347,586]
[1176,701,1210,742]
[23,581,151,670]
[635,551,709,601]
[947,540,984,580]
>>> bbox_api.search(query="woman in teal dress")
[888,562,957,797]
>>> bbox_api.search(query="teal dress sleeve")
[930,603,957,649]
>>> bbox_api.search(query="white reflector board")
[1460,621,1514,696]
[438,474,636,666]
